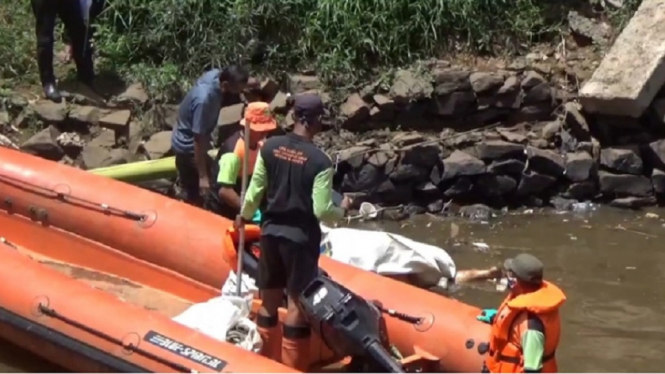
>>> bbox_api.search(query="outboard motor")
[299,275,405,373]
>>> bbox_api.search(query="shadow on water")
[3,206,665,372]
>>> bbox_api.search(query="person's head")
[292,94,325,139]
[219,65,250,95]
[240,102,277,146]
[503,253,544,294]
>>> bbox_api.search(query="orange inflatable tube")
[0,147,490,372]
[0,235,294,373]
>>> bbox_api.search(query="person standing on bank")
[477,253,566,373]
[31,0,102,102]
[172,66,256,206]
[236,94,353,370]
[206,101,276,219]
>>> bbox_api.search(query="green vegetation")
[0,0,642,101]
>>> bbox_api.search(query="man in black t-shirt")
[237,94,352,370]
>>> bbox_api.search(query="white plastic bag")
[172,271,262,353]
[320,224,456,288]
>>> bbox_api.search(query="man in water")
[237,93,352,370]
[172,65,256,206]
[205,101,276,219]
[477,253,566,373]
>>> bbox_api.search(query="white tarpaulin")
[320,224,457,289]
[172,271,262,352]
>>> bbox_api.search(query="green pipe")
[90,149,219,183]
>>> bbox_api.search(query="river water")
[2,206,664,372]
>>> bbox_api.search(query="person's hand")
[476,308,498,324]
[340,194,354,210]
[488,266,503,279]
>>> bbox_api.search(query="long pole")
[235,122,251,296]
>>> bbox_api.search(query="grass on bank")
[0,0,643,103]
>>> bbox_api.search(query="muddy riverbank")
[2,206,665,372]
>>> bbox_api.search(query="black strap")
[490,349,556,364]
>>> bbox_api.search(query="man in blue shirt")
[172,65,254,206]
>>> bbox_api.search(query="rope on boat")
[0,175,147,222]
[373,302,423,325]
[37,304,194,373]
[0,237,17,249]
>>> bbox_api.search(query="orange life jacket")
[485,281,566,373]
[222,225,262,271]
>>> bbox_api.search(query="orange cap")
[240,102,277,132]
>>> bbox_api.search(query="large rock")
[474,174,518,196]
[476,140,524,161]
[401,143,441,168]
[579,0,665,117]
[32,101,68,123]
[69,105,102,124]
[495,76,522,109]
[432,69,471,95]
[565,181,598,200]
[599,146,643,175]
[80,146,112,169]
[488,159,526,176]
[442,150,486,180]
[20,126,64,161]
[218,103,244,127]
[99,110,131,130]
[337,146,369,169]
[652,168,665,194]
[646,139,665,169]
[370,94,395,121]
[565,151,595,182]
[522,83,552,105]
[469,72,504,94]
[521,71,546,89]
[525,147,565,177]
[116,83,148,106]
[87,129,116,148]
[389,163,429,183]
[340,93,370,129]
[390,69,433,103]
[598,171,653,197]
[342,163,383,192]
[431,91,476,116]
[288,75,321,94]
[516,170,556,196]
[563,102,590,141]
[143,131,173,159]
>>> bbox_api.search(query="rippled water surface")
[2,206,665,372]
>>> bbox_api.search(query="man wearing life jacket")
[478,253,566,373]
[205,102,276,219]
[236,94,353,370]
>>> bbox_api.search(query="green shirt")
[522,329,545,371]
[216,153,241,186]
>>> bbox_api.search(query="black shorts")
[258,235,320,296]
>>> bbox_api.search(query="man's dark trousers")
[31,0,95,86]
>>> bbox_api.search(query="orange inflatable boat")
[0,230,295,372]
[0,147,490,372]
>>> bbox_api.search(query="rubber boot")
[257,315,281,362]
[282,325,311,371]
